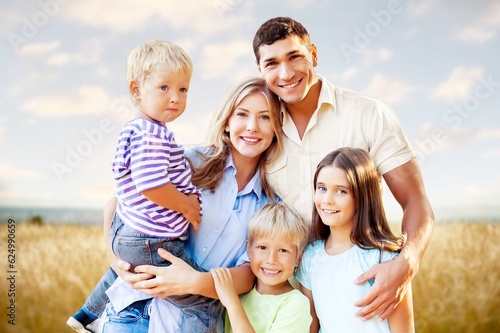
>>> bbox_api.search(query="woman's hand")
[130,248,199,298]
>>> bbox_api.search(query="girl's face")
[314,165,355,233]
[225,92,275,163]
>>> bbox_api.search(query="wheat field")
[0,222,499,333]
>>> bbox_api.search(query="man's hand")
[354,254,416,321]
[113,259,154,284]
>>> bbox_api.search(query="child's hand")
[185,194,201,231]
[210,267,240,307]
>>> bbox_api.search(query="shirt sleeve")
[295,243,315,290]
[366,100,415,175]
[128,130,172,192]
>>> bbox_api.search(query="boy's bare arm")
[211,267,255,333]
[142,183,201,230]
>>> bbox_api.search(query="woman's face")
[225,92,275,162]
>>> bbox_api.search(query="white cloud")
[454,25,496,43]
[416,124,500,152]
[0,163,44,180]
[21,86,113,117]
[432,66,484,103]
[407,0,441,16]
[17,41,60,57]
[362,73,417,105]
[46,39,104,66]
[454,2,500,43]
[333,67,359,82]
[80,182,115,200]
[360,48,393,66]
[199,40,255,80]
[63,0,233,36]
[169,112,214,145]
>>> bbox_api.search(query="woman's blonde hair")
[191,76,282,201]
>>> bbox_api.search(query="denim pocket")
[101,302,149,333]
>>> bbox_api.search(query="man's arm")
[355,158,434,320]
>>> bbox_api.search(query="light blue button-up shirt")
[106,146,273,333]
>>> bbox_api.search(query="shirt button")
[202,247,207,252]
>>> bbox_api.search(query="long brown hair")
[190,77,282,201]
[312,148,404,252]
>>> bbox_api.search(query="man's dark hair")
[252,16,312,63]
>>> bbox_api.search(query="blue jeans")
[87,214,222,332]
[99,299,150,333]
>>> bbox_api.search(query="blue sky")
[1,0,499,222]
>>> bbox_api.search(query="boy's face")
[247,235,300,294]
[130,63,190,124]
[257,35,317,106]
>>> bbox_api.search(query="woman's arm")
[299,284,319,333]
[131,249,255,299]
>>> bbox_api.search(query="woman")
[100,76,283,332]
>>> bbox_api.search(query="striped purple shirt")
[112,118,201,238]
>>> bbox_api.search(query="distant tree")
[28,215,44,225]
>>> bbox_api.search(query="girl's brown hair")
[312,147,405,252]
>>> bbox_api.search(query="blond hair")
[247,202,309,255]
[190,76,282,201]
[126,39,193,85]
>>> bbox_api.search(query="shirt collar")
[280,73,336,121]
[224,153,263,203]
[316,74,336,111]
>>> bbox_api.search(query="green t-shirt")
[224,286,311,333]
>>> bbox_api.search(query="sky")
[1,0,499,222]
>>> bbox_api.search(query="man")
[253,16,434,322]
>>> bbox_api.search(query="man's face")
[257,35,318,106]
